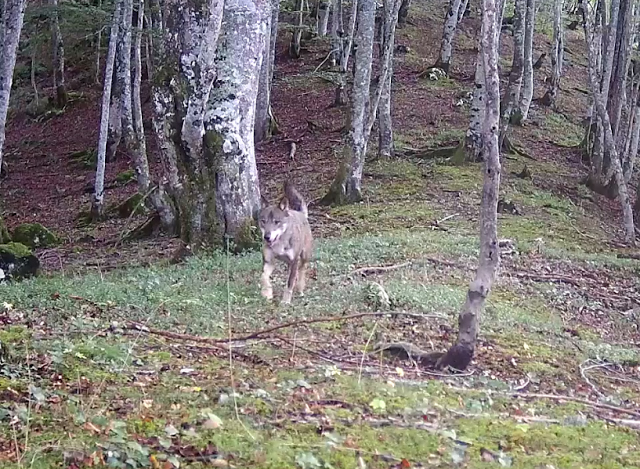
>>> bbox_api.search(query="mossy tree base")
[320,161,363,206]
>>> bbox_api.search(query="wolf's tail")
[284,181,308,219]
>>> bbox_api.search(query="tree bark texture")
[0,0,27,173]
[330,0,343,66]
[439,0,502,371]
[501,0,525,120]
[255,0,279,143]
[318,0,330,36]
[290,0,303,58]
[50,0,67,108]
[207,0,267,239]
[152,0,267,246]
[466,47,485,162]
[398,0,411,25]
[517,0,536,122]
[541,0,563,107]
[435,0,464,75]
[92,0,122,219]
[378,0,401,158]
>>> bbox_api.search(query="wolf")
[258,181,313,304]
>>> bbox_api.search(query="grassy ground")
[2,1,640,468]
[2,152,640,468]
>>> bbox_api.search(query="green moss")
[69,148,97,169]
[0,215,9,243]
[11,223,60,249]
[115,169,135,184]
[109,193,147,218]
[232,217,261,253]
[0,241,34,258]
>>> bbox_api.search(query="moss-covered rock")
[115,170,135,184]
[231,217,262,253]
[0,242,40,280]
[11,223,60,249]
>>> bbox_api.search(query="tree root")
[501,134,535,159]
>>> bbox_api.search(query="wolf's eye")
[274,220,281,225]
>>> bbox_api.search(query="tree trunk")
[465,47,485,162]
[152,0,267,247]
[330,0,343,65]
[341,0,358,72]
[50,0,67,108]
[318,0,330,36]
[457,0,469,23]
[0,0,26,172]
[435,0,464,75]
[290,0,304,58]
[398,0,411,25]
[607,0,632,144]
[438,0,502,371]
[501,0,525,120]
[92,0,122,220]
[378,0,400,158]
[95,0,102,85]
[321,0,376,204]
[517,0,536,122]
[541,0,563,107]
[584,0,636,243]
[255,0,279,143]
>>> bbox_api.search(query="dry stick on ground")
[348,261,413,276]
[124,311,445,344]
[580,360,609,398]
[448,387,640,419]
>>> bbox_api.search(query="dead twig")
[579,360,609,398]
[448,387,640,419]
[348,261,413,276]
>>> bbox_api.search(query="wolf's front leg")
[261,261,275,300]
[282,259,299,305]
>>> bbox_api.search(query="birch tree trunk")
[584,0,636,243]
[458,0,469,23]
[437,0,501,371]
[321,0,375,204]
[516,0,535,122]
[50,0,67,108]
[152,0,267,247]
[255,0,279,143]
[0,0,26,173]
[541,0,563,107]
[131,0,154,199]
[398,0,411,25]
[92,0,122,219]
[501,0,525,120]
[290,0,304,58]
[330,0,343,66]
[318,0,330,36]
[378,0,400,158]
[435,0,464,75]
[465,47,485,162]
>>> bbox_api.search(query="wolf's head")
[258,196,293,246]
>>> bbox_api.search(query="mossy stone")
[11,223,60,249]
[0,242,40,280]
[231,217,262,253]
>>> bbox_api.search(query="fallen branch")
[449,387,640,419]
[348,261,413,276]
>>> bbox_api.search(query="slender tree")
[541,0,563,107]
[321,0,376,204]
[50,0,67,108]
[92,0,122,219]
[318,0,330,36]
[378,0,400,158]
[255,0,279,143]
[398,0,411,25]
[434,0,465,75]
[330,0,343,66]
[437,0,502,370]
[501,0,525,120]
[516,0,536,122]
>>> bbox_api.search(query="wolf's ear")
[279,196,290,211]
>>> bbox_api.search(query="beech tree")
[317,0,330,36]
[0,0,27,173]
[50,0,67,108]
[516,0,536,122]
[436,0,502,370]
[378,0,399,158]
[92,0,122,219]
[152,0,268,247]
[501,0,525,122]
[540,0,563,107]
[582,0,635,243]
[434,0,465,74]
[255,0,279,143]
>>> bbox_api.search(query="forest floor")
[1,1,640,468]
